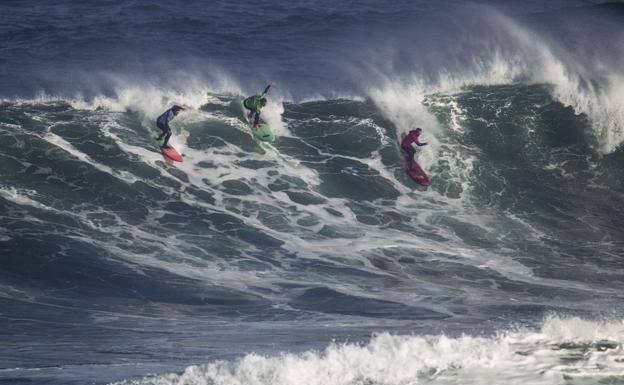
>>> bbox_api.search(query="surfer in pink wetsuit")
[400,128,428,169]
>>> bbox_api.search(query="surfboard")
[156,138,183,162]
[253,122,276,143]
[243,107,276,143]
[402,153,430,186]
[161,146,183,162]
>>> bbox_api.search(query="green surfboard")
[253,123,275,143]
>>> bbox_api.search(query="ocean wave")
[112,316,624,385]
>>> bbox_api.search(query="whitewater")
[1,1,624,384]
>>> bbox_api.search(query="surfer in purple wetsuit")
[156,105,186,148]
[401,128,428,169]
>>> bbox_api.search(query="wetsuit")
[243,84,272,126]
[156,106,182,148]
[401,130,427,168]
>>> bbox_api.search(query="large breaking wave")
[2,2,624,385]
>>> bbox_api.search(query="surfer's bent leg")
[156,122,166,140]
[253,110,260,126]
[243,100,254,121]
[158,122,172,147]
[245,107,255,121]
[162,129,172,147]
[402,146,416,170]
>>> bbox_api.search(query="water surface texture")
[2,1,624,384]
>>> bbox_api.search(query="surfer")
[156,105,186,148]
[401,128,428,170]
[243,82,274,128]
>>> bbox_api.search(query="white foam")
[43,129,138,184]
[366,9,624,155]
[111,316,624,385]
[262,99,290,137]
[0,187,51,212]
[0,71,604,308]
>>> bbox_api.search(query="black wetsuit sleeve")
[263,84,271,94]
[417,142,428,146]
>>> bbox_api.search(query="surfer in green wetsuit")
[244,82,274,128]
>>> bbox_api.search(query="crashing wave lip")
[109,316,624,385]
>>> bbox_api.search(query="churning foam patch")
[111,315,624,385]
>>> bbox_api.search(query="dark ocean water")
[2,1,624,384]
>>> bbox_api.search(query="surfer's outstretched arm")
[262,81,276,95]
[411,141,428,150]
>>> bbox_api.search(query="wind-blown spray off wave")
[368,5,624,154]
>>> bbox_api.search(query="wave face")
[1,1,624,385]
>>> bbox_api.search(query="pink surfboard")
[161,146,183,162]
[402,153,430,186]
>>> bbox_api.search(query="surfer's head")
[172,105,186,115]
[260,98,267,106]
[414,127,422,134]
